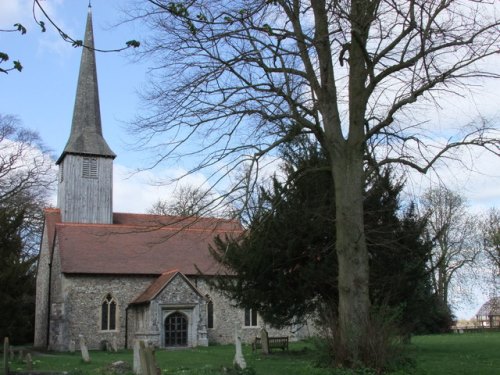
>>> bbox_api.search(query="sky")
[1,0,499,319]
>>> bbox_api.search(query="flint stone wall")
[59,274,154,350]
[192,277,316,344]
[43,272,315,351]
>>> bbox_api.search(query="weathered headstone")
[133,340,142,375]
[79,334,91,363]
[25,353,33,371]
[145,346,158,375]
[18,349,24,362]
[69,339,76,353]
[3,337,9,375]
[111,336,118,352]
[260,328,269,355]
[139,340,150,375]
[233,324,246,370]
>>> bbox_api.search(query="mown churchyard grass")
[408,332,500,375]
[1,332,500,375]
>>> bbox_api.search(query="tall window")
[101,294,117,331]
[207,300,214,329]
[244,308,258,327]
[82,157,98,179]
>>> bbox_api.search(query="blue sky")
[1,0,147,167]
[1,0,499,318]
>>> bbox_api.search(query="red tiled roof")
[45,209,242,276]
[131,270,205,305]
[131,270,177,304]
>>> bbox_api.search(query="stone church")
[34,7,312,351]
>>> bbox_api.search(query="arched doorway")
[164,312,188,347]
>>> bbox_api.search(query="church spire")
[57,5,115,165]
[56,6,114,224]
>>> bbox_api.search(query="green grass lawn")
[2,332,500,375]
[409,332,500,375]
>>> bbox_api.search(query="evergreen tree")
[211,144,449,334]
[0,202,37,343]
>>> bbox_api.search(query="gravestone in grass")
[260,328,269,355]
[233,324,247,370]
[25,353,33,371]
[79,334,91,363]
[69,340,76,353]
[139,340,159,375]
[3,337,8,375]
[133,340,141,375]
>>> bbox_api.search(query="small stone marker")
[79,334,91,363]
[3,337,9,375]
[26,353,33,371]
[233,324,246,370]
[112,336,118,352]
[133,340,142,375]
[260,328,269,355]
[69,339,76,353]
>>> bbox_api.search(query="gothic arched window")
[101,294,117,331]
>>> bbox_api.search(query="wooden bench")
[252,336,289,352]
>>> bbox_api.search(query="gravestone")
[112,336,118,352]
[79,334,91,363]
[69,339,76,353]
[25,353,33,371]
[133,340,142,375]
[233,324,246,370]
[3,337,9,375]
[260,328,269,355]
[138,341,159,375]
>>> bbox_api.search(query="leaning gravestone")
[233,324,247,370]
[133,340,142,375]
[260,328,269,355]
[79,334,91,363]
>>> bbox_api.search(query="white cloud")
[112,164,212,214]
[0,0,27,25]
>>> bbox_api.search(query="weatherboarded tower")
[56,6,115,224]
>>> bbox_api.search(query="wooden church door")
[164,312,188,347]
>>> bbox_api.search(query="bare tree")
[0,114,55,256]
[484,208,500,270]
[482,208,500,295]
[0,114,55,204]
[148,184,216,216]
[130,0,500,364]
[421,187,483,308]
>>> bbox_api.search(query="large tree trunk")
[332,145,370,363]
